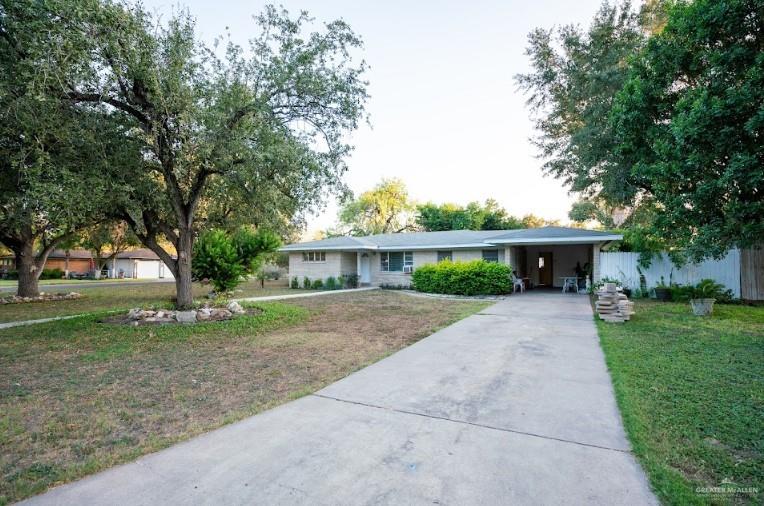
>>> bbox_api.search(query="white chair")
[512,274,525,293]
[562,277,578,293]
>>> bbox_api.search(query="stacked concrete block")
[595,282,635,323]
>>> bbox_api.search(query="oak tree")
[55,4,368,307]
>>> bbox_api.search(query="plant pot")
[690,298,716,316]
[654,287,672,301]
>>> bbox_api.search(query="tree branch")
[65,88,151,126]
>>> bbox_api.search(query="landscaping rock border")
[0,292,82,305]
[103,301,255,326]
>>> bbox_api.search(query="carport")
[487,228,622,290]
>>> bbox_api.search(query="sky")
[142,0,607,237]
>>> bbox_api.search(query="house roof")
[117,249,179,260]
[281,227,623,252]
[48,249,94,259]
[115,248,167,260]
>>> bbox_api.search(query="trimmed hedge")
[412,260,511,295]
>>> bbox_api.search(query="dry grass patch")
[0,290,490,504]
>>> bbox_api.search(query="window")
[302,251,326,263]
[538,256,545,268]
[381,251,413,272]
[437,251,452,262]
[482,250,499,263]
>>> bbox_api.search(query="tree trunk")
[16,242,40,298]
[174,229,194,309]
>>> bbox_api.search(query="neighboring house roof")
[281,226,623,252]
[48,249,94,259]
[115,248,177,260]
[0,249,96,260]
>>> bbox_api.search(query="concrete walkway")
[21,292,657,505]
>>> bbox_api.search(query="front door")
[360,253,371,284]
[538,252,553,286]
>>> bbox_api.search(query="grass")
[0,279,301,323]
[0,290,490,504]
[596,299,763,505]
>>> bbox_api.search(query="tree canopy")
[416,200,525,231]
[334,178,416,236]
[610,0,764,260]
[515,1,646,203]
[23,2,369,306]
[0,0,135,295]
[518,0,763,261]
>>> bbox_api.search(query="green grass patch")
[596,300,763,505]
[0,280,301,323]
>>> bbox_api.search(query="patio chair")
[562,277,578,293]
[512,273,525,293]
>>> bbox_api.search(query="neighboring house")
[0,248,174,280]
[109,249,175,279]
[281,227,623,288]
[0,249,94,275]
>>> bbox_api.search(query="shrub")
[412,260,511,295]
[303,276,311,289]
[291,277,299,289]
[1,269,18,280]
[39,268,64,280]
[672,279,733,303]
[312,278,324,290]
[261,263,283,280]
[337,275,345,288]
[192,228,281,293]
[325,276,337,290]
[345,273,359,288]
[192,230,244,292]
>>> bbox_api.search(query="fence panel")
[740,248,764,300]
[600,250,741,298]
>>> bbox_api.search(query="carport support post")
[592,243,601,283]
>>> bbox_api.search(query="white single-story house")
[108,248,175,279]
[281,227,623,288]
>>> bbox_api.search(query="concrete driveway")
[22,292,657,505]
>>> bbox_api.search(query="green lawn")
[0,290,490,504]
[0,280,300,323]
[596,300,763,505]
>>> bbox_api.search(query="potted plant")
[686,279,725,316]
[653,276,672,301]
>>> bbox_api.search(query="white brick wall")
[288,252,346,283]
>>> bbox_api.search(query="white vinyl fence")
[600,249,741,298]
